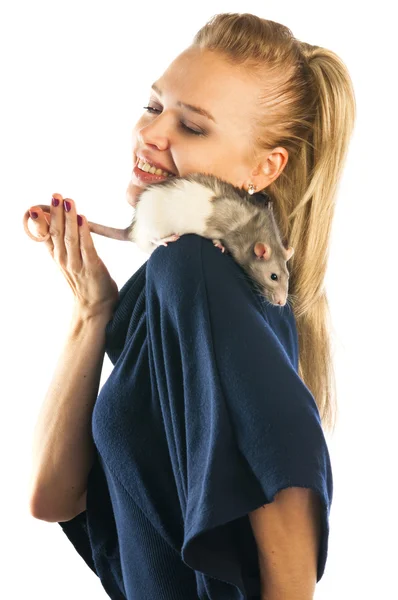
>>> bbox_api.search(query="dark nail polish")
[77,215,83,226]
[64,200,71,212]
[29,211,38,219]
[52,197,59,207]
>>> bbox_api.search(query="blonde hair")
[192,13,356,435]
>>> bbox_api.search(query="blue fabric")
[58,234,333,599]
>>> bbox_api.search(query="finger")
[49,193,67,267]
[23,208,48,242]
[78,214,99,264]
[62,197,83,272]
[25,206,54,253]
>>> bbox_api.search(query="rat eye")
[270,273,278,281]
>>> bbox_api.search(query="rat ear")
[283,245,294,261]
[254,242,272,260]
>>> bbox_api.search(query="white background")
[1,1,397,598]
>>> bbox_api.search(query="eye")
[270,273,278,281]
[142,106,205,137]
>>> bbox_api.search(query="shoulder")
[146,233,257,304]
[146,233,234,297]
[147,234,298,369]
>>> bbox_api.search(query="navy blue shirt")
[58,234,333,599]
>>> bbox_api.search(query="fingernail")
[64,200,71,212]
[77,215,83,226]
[29,210,38,219]
[52,197,59,207]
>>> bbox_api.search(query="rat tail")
[87,220,129,241]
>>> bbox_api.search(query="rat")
[22,173,294,306]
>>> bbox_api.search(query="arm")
[29,306,113,523]
[248,487,322,600]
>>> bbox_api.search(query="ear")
[283,245,294,261]
[254,242,272,260]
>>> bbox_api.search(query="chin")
[125,179,144,208]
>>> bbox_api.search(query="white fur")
[132,180,214,253]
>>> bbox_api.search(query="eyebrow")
[151,83,216,123]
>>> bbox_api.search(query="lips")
[132,163,177,186]
[136,153,176,176]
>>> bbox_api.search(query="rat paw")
[212,239,226,253]
[151,233,181,247]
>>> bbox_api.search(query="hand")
[212,239,227,253]
[27,193,119,317]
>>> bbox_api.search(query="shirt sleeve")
[146,234,333,593]
[57,451,128,599]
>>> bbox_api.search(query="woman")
[28,12,356,600]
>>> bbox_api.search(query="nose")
[139,115,171,149]
[276,296,286,306]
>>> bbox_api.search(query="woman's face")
[126,47,287,207]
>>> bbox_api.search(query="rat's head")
[246,241,294,306]
[226,199,294,307]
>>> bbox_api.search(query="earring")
[248,183,257,195]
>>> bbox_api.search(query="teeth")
[138,159,174,177]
